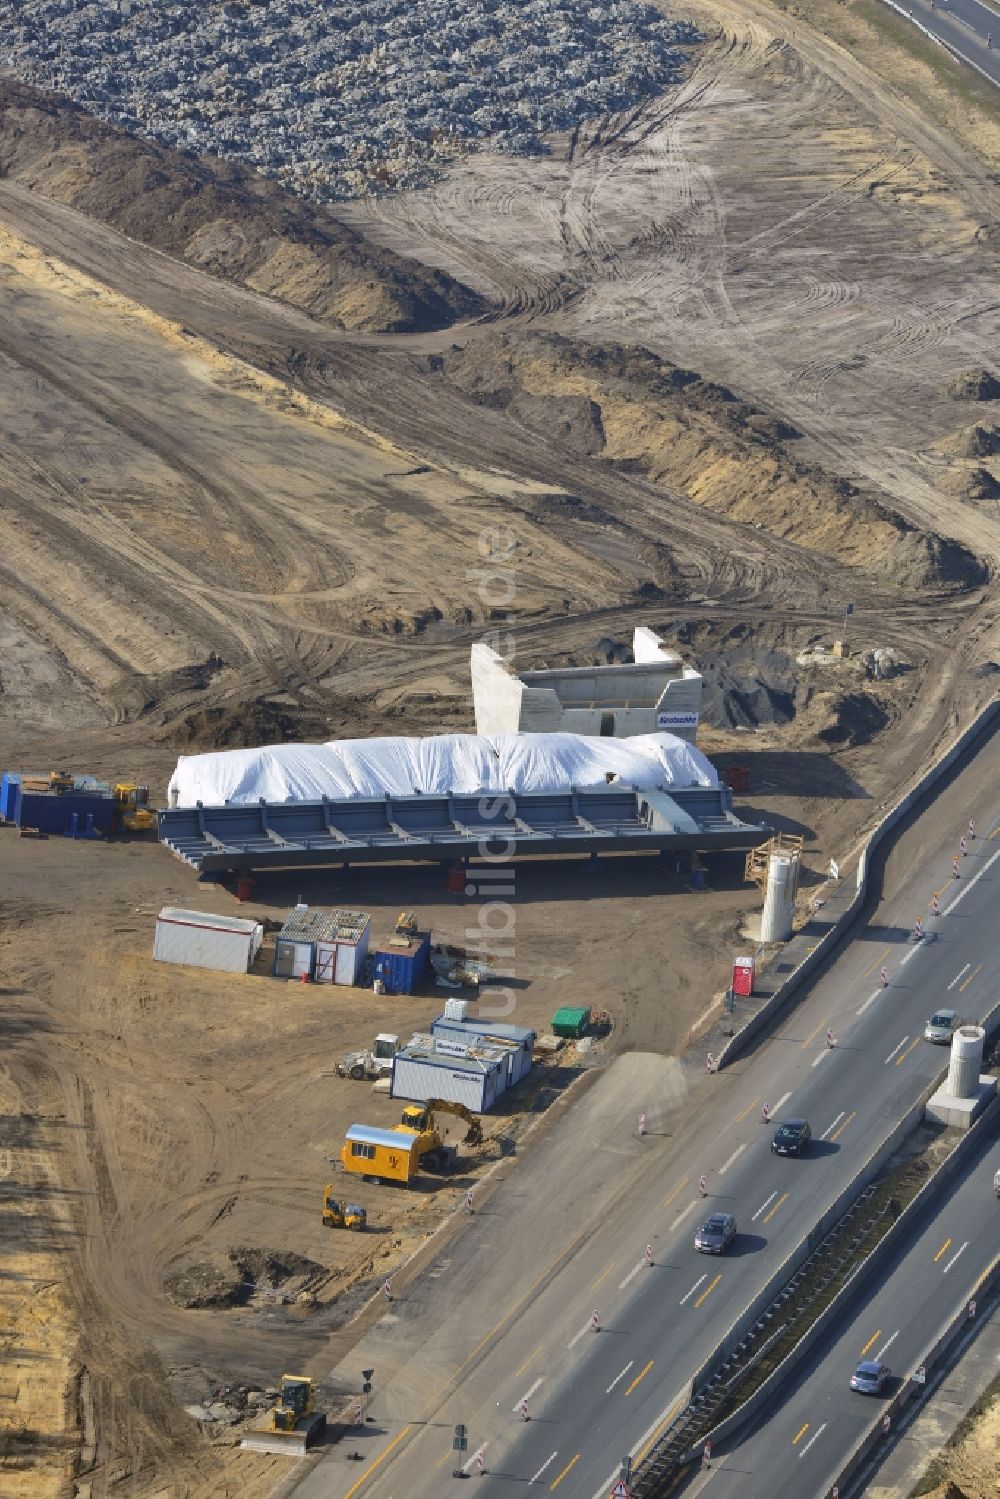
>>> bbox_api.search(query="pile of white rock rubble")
[0,0,698,199]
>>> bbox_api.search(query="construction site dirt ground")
[1,0,1000,1492]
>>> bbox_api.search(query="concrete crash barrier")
[718,696,1000,1070]
[826,1248,1000,1498]
[693,1091,1000,1462]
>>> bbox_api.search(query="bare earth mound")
[0,76,485,333]
[437,331,985,590]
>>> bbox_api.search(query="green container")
[551,1006,591,1039]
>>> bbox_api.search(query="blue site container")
[372,932,431,995]
[14,789,115,836]
[0,772,21,822]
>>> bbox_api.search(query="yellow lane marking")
[436,1447,453,1469]
[590,1263,615,1293]
[859,1330,881,1357]
[695,1274,722,1308]
[801,1020,827,1049]
[933,1238,953,1264]
[829,1111,856,1143]
[990,825,1000,840]
[761,1192,789,1226]
[343,1424,412,1499]
[625,1361,654,1397]
[551,1453,581,1490]
[514,1344,542,1377]
[895,1036,922,1068]
[792,1422,810,1445]
[661,1177,689,1209]
[959,963,983,993]
[634,1395,687,1467]
[862,945,892,978]
[736,1096,761,1124]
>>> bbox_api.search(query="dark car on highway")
[771,1119,811,1156]
[850,1360,891,1395]
[694,1212,738,1255]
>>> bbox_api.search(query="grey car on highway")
[850,1359,891,1395]
[694,1212,737,1255]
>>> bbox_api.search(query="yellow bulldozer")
[113,783,157,833]
[321,1190,367,1230]
[271,1374,315,1432]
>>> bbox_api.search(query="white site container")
[308,913,371,986]
[154,907,263,975]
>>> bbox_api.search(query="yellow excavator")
[321,1190,367,1230]
[113,783,157,833]
[397,1099,483,1174]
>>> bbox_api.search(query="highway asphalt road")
[299,731,999,1499]
[886,0,1000,87]
[692,1122,1000,1499]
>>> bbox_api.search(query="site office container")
[340,1124,420,1184]
[153,907,264,974]
[314,920,371,986]
[430,1016,535,1087]
[273,938,314,979]
[372,932,431,995]
[391,1048,505,1112]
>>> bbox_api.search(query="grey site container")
[430,1016,535,1086]
[391,1044,506,1112]
[153,907,264,974]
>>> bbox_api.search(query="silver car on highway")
[924,1009,959,1043]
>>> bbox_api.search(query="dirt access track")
[0,0,1000,1494]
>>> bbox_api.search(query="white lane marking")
[679,1274,708,1305]
[512,1377,543,1412]
[821,1112,845,1140]
[947,963,971,991]
[719,1144,746,1175]
[606,1361,634,1394]
[942,1241,969,1274]
[673,1201,698,1227]
[798,1421,827,1457]
[530,1451,558,1485]
[884,1036,910,1064]
[811,1050,828,1068]
[619,1260,647,1290]
[877,1330,899,1360]
[856,988,881,1016]
[900,944,920,967]
[568,1320,595,1349]
[944,849,1000,914]
[751,1192,777,1223]
[774,1091,792,1113]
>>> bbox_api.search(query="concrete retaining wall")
[718,698,999,1070]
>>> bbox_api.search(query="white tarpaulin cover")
[167,732,718,808]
